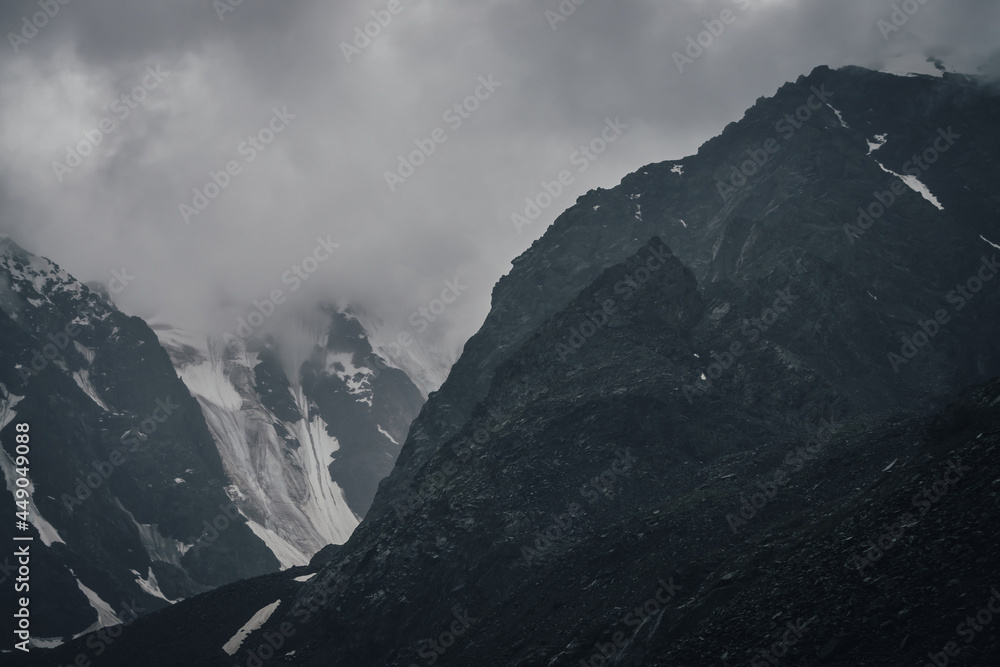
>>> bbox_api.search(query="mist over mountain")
[10,63,1000,666]
[2,0,998,396]
[0,236,425,646]
[2,0,1000,664]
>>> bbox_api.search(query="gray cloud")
[1,0,997,378]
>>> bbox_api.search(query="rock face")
[14,65,1000,666]
[0,236,280,641]
[0,240,424,645]
[152,309,424,568]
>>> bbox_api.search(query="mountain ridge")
[11,63,1000,665]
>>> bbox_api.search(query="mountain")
[16,64,1000,666]
[0,236,279,643]
[0,238,425,649]
[350,305,458,399]
[151,308,424,567]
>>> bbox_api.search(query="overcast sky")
[0,0,997,377]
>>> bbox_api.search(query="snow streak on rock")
[72,573,123,637]
[156,328,359,569]
[223,600,281,656]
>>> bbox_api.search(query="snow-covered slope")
[154,329,358,567]
[153,310,425,568]
[0,236,280,640]
[348,307,457,397]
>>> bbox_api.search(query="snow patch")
[350,308,454,397]
[73,341,97,365]
[294,573,317,582]
[157,325,364,569]
[679,219,687,228]
[73,575,122,637]
[324,351,374,405]
[223,600,281,656]
[827,103,849,128]
[242,518,310,569]
[177,359,243,411]
[130,567,174,603]
[867,134,887,154]
[117,501,192,566]
[874,161,944,211]
[378,425,399,445]
[981,235,1000,252]
[671,164,684,176]
[0,383,24,431]
[0,418,64,546]
[72,370,110,411]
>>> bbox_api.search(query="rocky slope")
[369,64,1000,523]
[151,310,423,568]
[15,64,1000,665]
[0,239,425,650]
[0,236,279,643]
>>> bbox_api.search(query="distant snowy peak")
[153,325,360,567]
[151,311,426,565]
[0,237,95,309]
[346,306,456,397]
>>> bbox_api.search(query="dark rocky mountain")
[152,308,424,569]
[0,239,424,650]
[0,236,279,642]
[15,64,1000,665]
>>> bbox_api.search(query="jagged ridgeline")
[9,64,1000,666]
[0,236,423,645]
